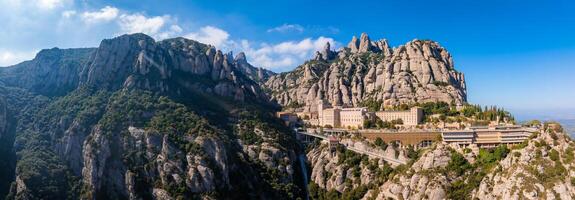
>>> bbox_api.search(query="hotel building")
[442,125,536,148]
[375,107,423,126]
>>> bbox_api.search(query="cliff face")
[265,33,466,111]
[0,33,274,101]
[0,34,302,200]
[306,127,575,200]
[79,34,274,101]
[473,129,575,200]
[307,142,452,199]
[0,48,95,96]
[306,141,408,193]
[0,91,17,199]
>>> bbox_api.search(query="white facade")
[375,107,423,126]
[317,100,367,128]
[442,126,533,148]
[340,107,368,128]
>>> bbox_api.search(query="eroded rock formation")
[265,33,466,111]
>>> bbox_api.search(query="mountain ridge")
[1,32,574,200]
[265,33,467,112]
[0,33,304,200]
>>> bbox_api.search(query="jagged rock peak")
[347,35,360,52]
[315,42,336,61]
[0,33,272,101]
[323,42,332,53]
[234,52,247,63]
[264,33,467,111]
[347,33,375,53]
[358,32,372,52]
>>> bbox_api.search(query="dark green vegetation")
[0,33,306,200]
[308,182,369,200]
[358,98,383,112]
[0,86,306,200]
[358,100,515,126]
[363,118,403,130]
[446,145,510,200]
[528,137,570,188]
[0,48,96,96]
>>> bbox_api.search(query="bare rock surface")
[265,33,466,111]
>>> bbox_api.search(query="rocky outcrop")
[82,126,113,199]
[307,144,379,192]
[306,141,407,193]
[371,143,452,200]
[307,142,452,199]
[234,52,275,82]
[238,125,297,184]
[152,188,173,200]
[0,48,95,96]
[54,119,91,175]
[473,129,575,200]
[82,126,236,199]
[0,33,271,102]
[315,42,336,61]
[0,33,306,200]
[339,138,409,166]
[307,126,575,199]
[265,33,467,111]
[80,34,268,102]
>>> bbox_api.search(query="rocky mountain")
[2,31,574,200]
[0,48,95,96]
[265,33,467,111]
[473,126,575,199]
[0,34,274,100]
[233,52,275,83]
[306,124,575,200]
[0,34,304,200]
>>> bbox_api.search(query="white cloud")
[117,13,167,35]
[221,36,337,71]
[267,24,304,33]
[0,2,336,71]
[117,13,183,40]
[181,25,335,70]
[154,25,183,40]
[37,0,67,10]
[185,26,230,47]
[0,50,39,67]
[61,10,76,18]
[81,6,119,23]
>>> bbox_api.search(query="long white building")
[375,107,423,126]
[317,100,368,129]
[442,126,536,148]
[315,100,423,128]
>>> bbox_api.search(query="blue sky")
[0,0,574,119]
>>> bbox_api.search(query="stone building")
[317,100,367,129]
[340,107,368,128]
[375,107,423,126]
[314,100,424,128]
